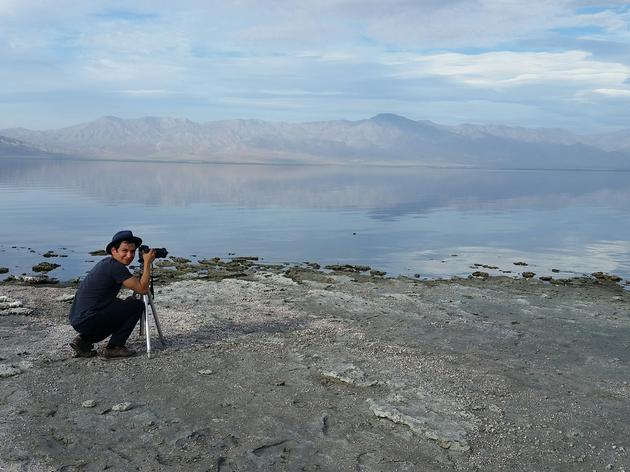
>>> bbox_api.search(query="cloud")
[592,88,630,97]
[1,1,630,129]
[116,89,180,96]
[388,50,630,88]
[82,58,186,83]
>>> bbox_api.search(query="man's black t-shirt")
[69,257,133,325]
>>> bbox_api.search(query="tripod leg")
[143,295,152,358]
[139,310,145,337]
[147,293,166,347]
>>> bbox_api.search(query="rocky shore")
[1,258,629,471]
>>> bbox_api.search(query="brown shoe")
[70,335,97,358]
[102,345,136,358]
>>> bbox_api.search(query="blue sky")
[1,0,630,131]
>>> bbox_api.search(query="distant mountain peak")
[370,113,416,124]
[368,113,443,132]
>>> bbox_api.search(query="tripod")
[138,263,166,358]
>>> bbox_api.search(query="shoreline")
[1,263,629,470]
[1,246,629,290]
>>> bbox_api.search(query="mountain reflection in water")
[1,157,629,281]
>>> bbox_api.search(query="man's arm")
[122,249,156,294]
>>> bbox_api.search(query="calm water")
[1,157,630,283]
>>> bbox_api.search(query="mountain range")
[1,114,629,169]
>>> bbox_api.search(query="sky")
[1,0,630,131]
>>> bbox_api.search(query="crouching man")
[68,230,156,358]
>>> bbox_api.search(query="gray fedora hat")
[106,230,142,254]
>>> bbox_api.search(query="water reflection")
[2,157,630,216]
[1,157,629,281]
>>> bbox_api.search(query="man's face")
[111,241,136,266]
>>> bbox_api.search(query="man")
[68,230,156,358]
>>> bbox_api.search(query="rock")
[198,369,214,375]
[129,411,159,428]
[474,264,498,269]
[42,251,59,258]
[522,272,536,278]
[552,268,560,273]
[17,275,58,284]
[513,261,528,266]
[320,363,377,387]
[0,300,22,309]
[367,398,474,452]
[1,307,32,315]
[17,361,33,370]
[539,276,553,281]
[89,250,108,256]
[82,399,97,408]
[155,260,176,268]
[591,272,622,282]
[32,262,61,273]
[112,402,133,412]
[325,264,371,273]
[0,364,22,378]
[489,404,503,414]
[198,257,222,265]
[170,257,191,264]
[0,267,8,274]
[0,298,32,315]
[471,271,489,278]
[370,270,386,277]
[54,294,75,302]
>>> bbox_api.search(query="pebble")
[0,297,33,316]
[112,402,133,412]
[198,369,214,375]
[1,307,33,316]
[0,300,22,308]
[82,399,97,408]
[0,364,22,378]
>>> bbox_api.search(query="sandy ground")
[1,266,629,471]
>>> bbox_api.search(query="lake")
[1,156,629,284]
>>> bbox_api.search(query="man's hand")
[143,248,157,266]
[122,248,156,294]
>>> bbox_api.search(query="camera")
[138,244,168,263]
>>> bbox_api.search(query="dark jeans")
[73,297,143,348]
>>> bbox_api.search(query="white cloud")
[592,88,630,97]
[117,89,179,96]
[1,1,630,129]
[255,89,344,97]
[82,58,186,83]
[389,50,630,88]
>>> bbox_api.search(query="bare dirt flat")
[1,267,629,471]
